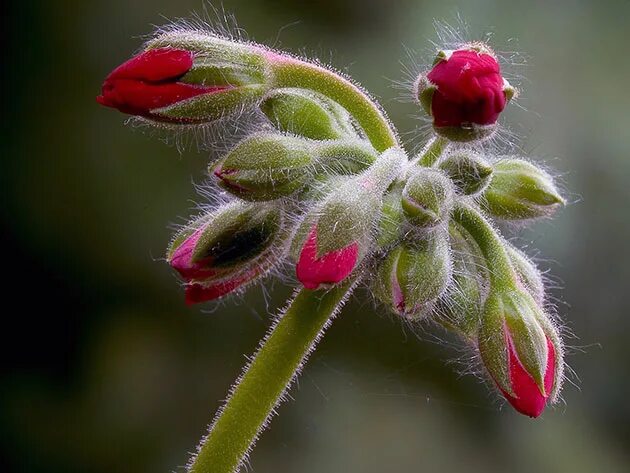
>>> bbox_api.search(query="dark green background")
[3,1,629,472]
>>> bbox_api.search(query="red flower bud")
[296,226,359,290]
[184,268,261,305]
[97,48,228,120]
[500,335,556,418]
[416,46,514,141]
[169,228,217,280]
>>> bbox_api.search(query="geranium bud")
[374,230,451,318]
[213,134,313,201]
[415,45,514,142]
[507,245,545,305]
[402,168,454,227]
[438,152,493,196]
[376,186,405,248]
[261,88,357,140]
[97,33,270,123]
[294,152,403,290]
[478,289,561,417]
[483,158,565,220]
[167,202,285,303]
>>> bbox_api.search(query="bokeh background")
[4,0,630,472]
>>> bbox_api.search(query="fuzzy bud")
[483,159,565,220]
[478,289,562,417]
[260,88,357,140]
[438,152,493,196]
[167,202,285,303]
[401,169,455,227]
[415,45,514,142]
[374,230,452,318]
[507,245,545,305]
[97,33,271,123]
[214,134,313,200]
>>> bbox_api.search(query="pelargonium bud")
[97,33,270,123]
[483,158,565,220]
[478,289,562,417]
[438,152,493,196]
[294,149,405,290]
[261,88,357,140]
[375,186,405,248]
[374,231,452,318]
[401,169,455,227]
[167,202,286,303]
[415,44,515,142]
[213,134,313,201]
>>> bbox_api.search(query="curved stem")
[416,136,448,167]
[269,56,398,152]
[451,202,517,291]
[188,280,358,473]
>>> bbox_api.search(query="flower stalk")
[188,281,358,473]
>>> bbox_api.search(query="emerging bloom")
[500,335,556,418]
[478,290,562,418]
[97,48,227,120]
[296,226,359,290]
[416,45,514,141]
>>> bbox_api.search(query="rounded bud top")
[439,152,493,196]
[401,169,455,227]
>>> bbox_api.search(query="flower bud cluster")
[98,30,567,418]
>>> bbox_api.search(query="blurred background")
[3,0,629,472]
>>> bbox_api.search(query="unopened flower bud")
[214,134,313,200]
[415,45,514,142]
[261,88,357,140]
[438,152,493,196]
[402,169,454,227]
[478,289,561,417]
[167,202,285,303]
[376,186,405,248]
[507,245,545,305]
[97,33,271,123]
[294,152,404,290]
[483,158,565,220]
[374,231,451,318]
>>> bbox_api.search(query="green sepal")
[376,186,405,248]
[192,203,282,267]
[154,84,268,122]
[261,88,357,140]
[433,123,496,143]
[215,134,314,201]
[507,245,545,304]
[483,158,565,220]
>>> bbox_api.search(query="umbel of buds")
[415,44,515,141]
[99,28,571,470]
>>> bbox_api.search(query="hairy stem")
[416,136,448,167]
[269,56,398,152]
[188,280,358,473]
[451,202,517,290]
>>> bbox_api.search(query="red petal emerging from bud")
[501,336,556,418]
[296,226,359,290]
[427,49,506,127]
[185,268,261,305]
[169,228,217,280]
[96,48,229,119]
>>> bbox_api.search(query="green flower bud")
[483,158,565,219]
[260,88,357,140]
[438,152,493,196]
[376,186,405,248]
[374,230,452,319]
[213,134,313,201]
[401,169,455,227]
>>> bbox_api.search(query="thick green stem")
[269,57,398,152]
[188,281,357,473]
[451,202,517,291]
[416,136,448,167]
